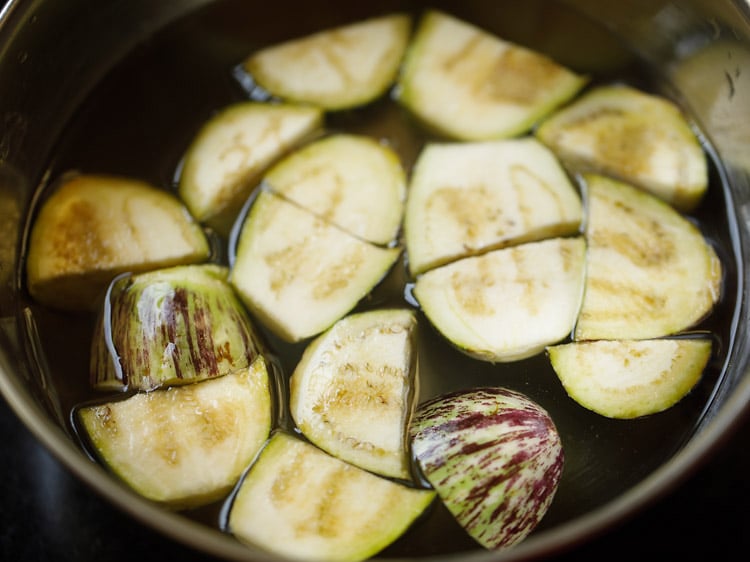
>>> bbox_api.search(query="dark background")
[2,392,749,561]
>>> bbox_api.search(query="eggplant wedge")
[548,338,712,419]
[289,308,418,480]
[536,84,708,212]
[90,264,266,392]
[404,137,582,276]
[263,133,406,245]
[78,357,273,509]
[179,101,322,235]
[396,9,586,140]
[574,174,722,341]
[414,237,586,362]
[227,432,435,562]
[410,387,563,550]
[26,174,210,311]
[230,191,400,343]
[243,14,411,111]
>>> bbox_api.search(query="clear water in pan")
[18,0,740,557]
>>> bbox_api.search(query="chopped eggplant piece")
[397,9,586,140]
[91,264,266,392]
[404,137,582,276]
[414,237,586,362]
[289,308,418,480]
[227,432,435,562]
[536,84,708,212]
[264,134,406,245]
[230,191,400,343]
[548,338,712,419]
[574,174,722,341]
[179,101,323,235]
[26,174,210,311]
[410,387,564,549]
[78,357,273,509]
[243,14,412,110]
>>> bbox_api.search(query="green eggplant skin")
[410,387,563,550]
[91,264,267,391]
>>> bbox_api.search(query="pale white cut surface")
[548,338,712,418]
[536,84,708,212]
[265,134,406,245]
[179,102,322,234]
[414,237,586,362]
[404,137,582,275]
[26,174,210,311]
[244,14,411,110]
[574,174,722,341]
[228,432,435,562]
[78,358,272,508]
[397,9,586,140]
[230,191,400,343]
[289,308,417,479]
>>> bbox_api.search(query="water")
[18,0,740,558]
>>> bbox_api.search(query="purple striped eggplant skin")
[409,387,564,550]
[90,264,267,392]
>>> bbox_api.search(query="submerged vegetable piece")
[410,387,563,550]
[243,13,412,111]
[548,338,712,419]
[264,134,406,245]
[26,174,210,311]
[536,84,708,212]
[227,432,435,562]
[178,101,323,235]
[397,9,586,140]
[414,237,586,362]
[230,190,401,343]
[78,357,273,509]
[404,137,583,276]
[289,308,418,480]
[574,174,722,341]
[90,264,266,392]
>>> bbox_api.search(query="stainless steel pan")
[2,0,750,560]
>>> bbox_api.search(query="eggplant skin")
[410,387,563,550]
[91,264,267,391]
